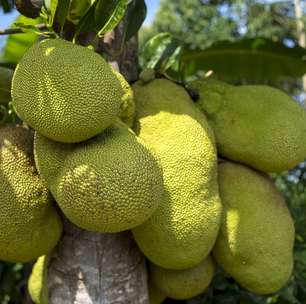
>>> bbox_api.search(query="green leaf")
[140,32,183,74]
[0,67,13,104]
[124,0,147,42]
[50,0,58,25]
[74,0,98,38]
[0,0,12,12]
[74,0,127,42]
[180,38,306,82]
[53,0,71,31]
[67,0,92,25]
[44,0,51,10]
[1,16,41,64]
[278,285,299,304]
[95,0,128,37]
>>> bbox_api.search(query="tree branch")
[0,24,47,35]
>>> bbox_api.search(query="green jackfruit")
[148,281,167,304]
[150,255,215,300]
[34,120,163,233]
[132,79,222,270]
[12,38,122,143]
[214,161,295,295]
[139,69,156,84]
[190,79,306,172]
[0,125,62,262]
[114,70,135,127]
[28,255,49,304]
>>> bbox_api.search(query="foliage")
[140,33,306,83]
[0,263,26,304]
[0,0,306,303]
[139,0,302,49]
[0,0,13,13]
[1,15,42,64]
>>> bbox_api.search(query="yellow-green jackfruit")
[0,125,62,262]
[148,281,167,304]
[34,119,163,233]
[150,255,215,300]
[28,255,49,304]
[214,161,295,295]
[12,38,123,143]
[114,70,135,127]
[190,79,306,172]
[132,79,222,270]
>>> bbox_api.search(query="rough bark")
[47,14,149,304]
[47,220,149,304]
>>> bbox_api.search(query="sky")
[144,0,160,26]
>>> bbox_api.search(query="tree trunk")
[46,17,149,304]
[47,220,149,304]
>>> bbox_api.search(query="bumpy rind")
[190,79,306,172]
[113,70,136,127]
[34,120,164,233]
[132,79,222,270]
[214,161,295,294]
[12,38,122,143]
[150,255,215,300]
[0,125,62,262]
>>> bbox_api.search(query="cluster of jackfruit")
[1,37,305,303]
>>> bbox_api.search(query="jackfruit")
[139,69,156,84]
[0,125,62,262]
[214,161,295,294]
[149,281,167,304]
[12,38,122,143]
[132,79,222,270]
[28,255,49,304]
[114,70,135,127]
[150,255,215,300]
[189,79,306,172]
[34,119,163,233]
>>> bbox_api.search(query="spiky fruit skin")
[132,79,222,270]
[150,256,215,300]
[34,120,163,233]
[190,79,306,172]
[0,125,62,263]
[12,38,122,143]
[28,255,49,304]
[114,70,135,127]
[214,161,295,295]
